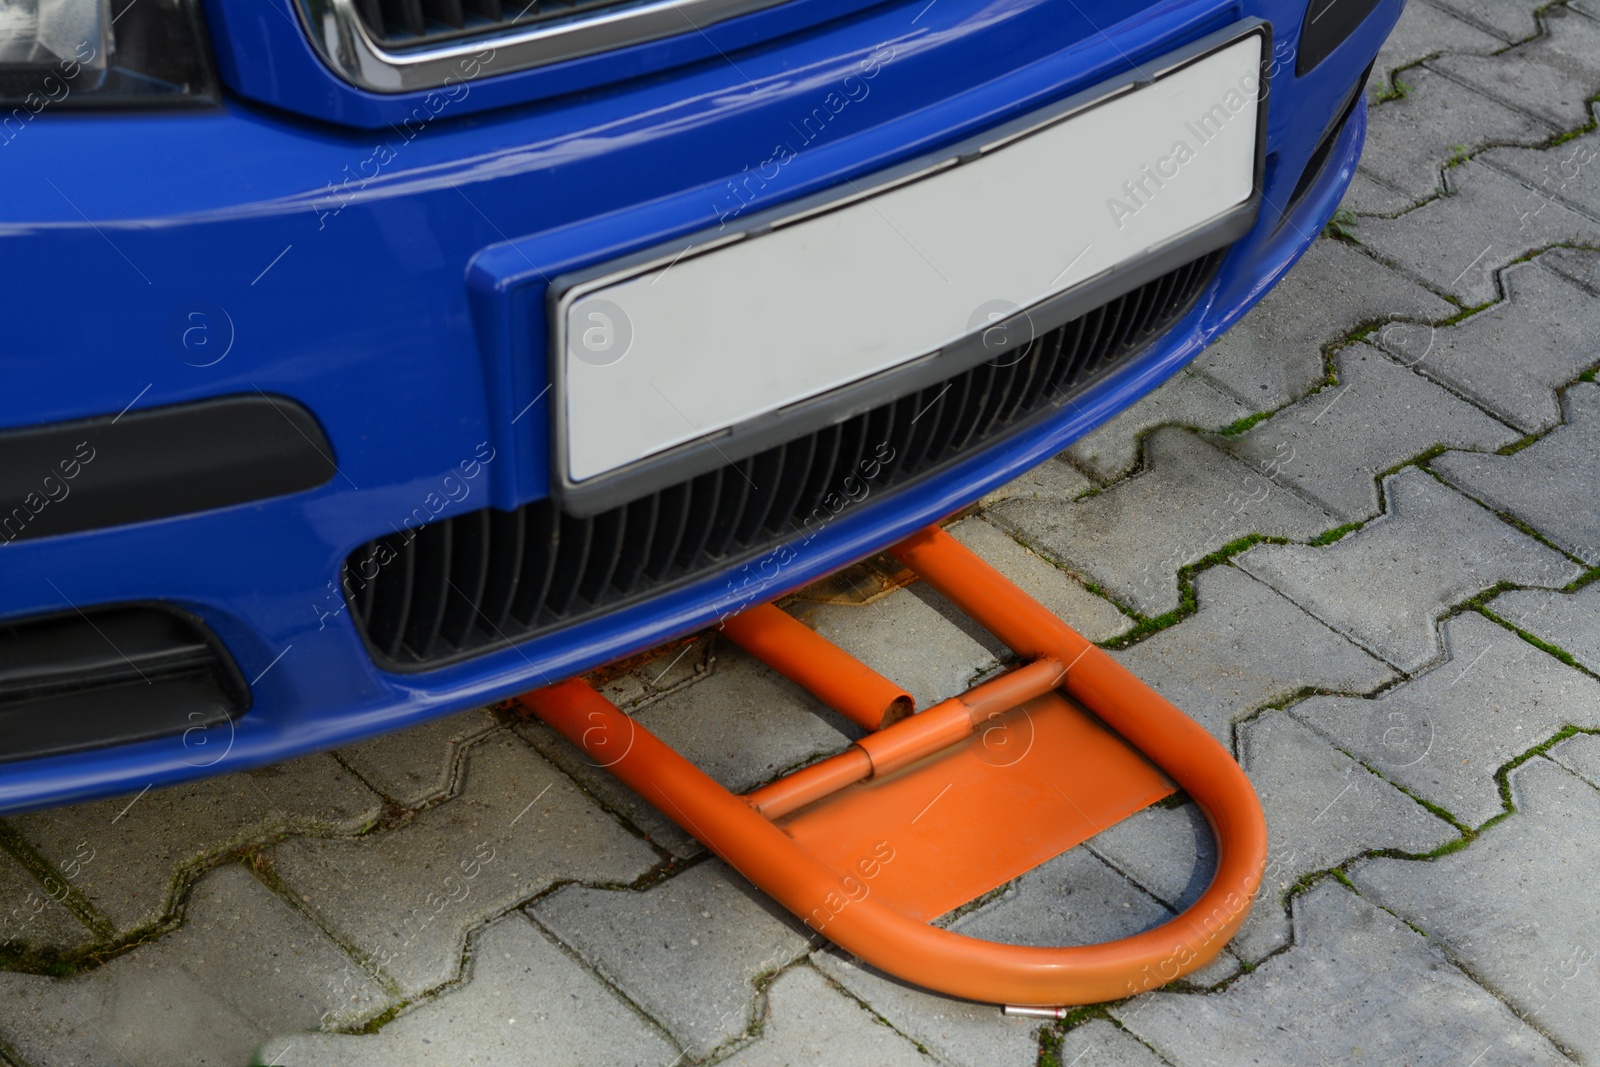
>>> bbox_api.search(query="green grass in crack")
[1322,207,1360,242]
[1307,521,1364,546]
[1566,563,1600,592]
[1218,409,1274,436]
[1372,76,1411,104]
[1099,535,1286,649]
[1481,607,1586,672]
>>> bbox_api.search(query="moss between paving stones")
[1099,535,1287,650]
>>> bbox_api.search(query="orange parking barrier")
[514,524,1267,1006]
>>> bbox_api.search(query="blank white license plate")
[559,30,1262,484]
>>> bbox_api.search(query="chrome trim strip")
[293,0,792,93]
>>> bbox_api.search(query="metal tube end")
[1002,1005,1069,1020]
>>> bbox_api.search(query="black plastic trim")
[0,604,250,763]
[1296,0,1382,76]
[1278,61,1370,227]
[0,394,338,545]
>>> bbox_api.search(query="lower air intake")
[0,605,249,762]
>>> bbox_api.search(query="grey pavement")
[1356,65,1555,209]
[991,426,1336,618]
[1376,256,1600,435]
[1214,343,1519,521]
[1190,238,1453,411]
[1369,0,1503,103]
[531,861,814,1060]
[1108,565,1394,746]
[1429,5,1600,129]
[1290,612,1600,828]
[1111,882,1572,1067]
[1488,582,1600,672]
[1433,381,1600,563]
[0,866,391,1067]
[1236,467,1580,672]
[1352,758,1600,1062]
[1355,159,1600,306]
[1548,732,1600,788]
[1087,712,1455,965]
[266,733,661,999]
[4,7,1600,1065]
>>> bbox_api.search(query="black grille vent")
[354,0,634,48]
[0,605,249,762]
[345,250,1223,669]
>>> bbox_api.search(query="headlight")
[0,0,216,106]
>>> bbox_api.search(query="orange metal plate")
[779,692,1175,921]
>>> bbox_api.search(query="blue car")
[0,0,1397,813]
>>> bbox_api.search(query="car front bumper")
[0,0,1400,812]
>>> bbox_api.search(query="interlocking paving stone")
[336,709,501,808]
[951,848,1169,947]
[1339,169,1416,216]
[0,865,390,1067]
[1379,259,1600,434]
[1291,612,1600,827]
[1359,67,1553,208]
[717,964,932,1067]
[1234,713,1456,961]
[951,847,1239,987]
[947,516,1131,642]
[978,454,1093,508]
[1431,6,1600,130]
[269,734,660,999]
[1089,713,1453,964]
[991,428,1335,618]
[802,585,999,711]
[1427,0,1544,41]
[812,950,1044,1067]
[1084,805,1217,928]
[633,645,856,793]
[264,912,679,1067]
[1058,1019,1172,1067]
[1111,882,1571,1067]
[1351,758,1600,1062]
[1368,0,1503,101]
[531,860,812,1059]
[1237,468,1580,671]
[1434,382,1600,564]
[1537,245,1600,294]
[1357,160,1600,306]
[6,754,380,939]
[1110,566,1394,746]
[1489,583,1600,673]
[1547,732,1600,788]
[517,716,703,860]
[1484,128,1600,219]
[0,851,95,954]
[1215,345,1518,520]
[1191,239,1453,410]
[1064,373,1250,483]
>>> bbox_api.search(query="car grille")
[345,249,1224,669]
[354,0,632,48]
